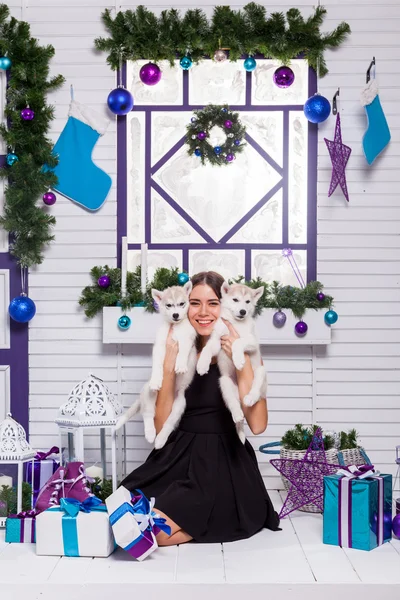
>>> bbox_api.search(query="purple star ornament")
[270,427,340,518]
[324,113,352,202]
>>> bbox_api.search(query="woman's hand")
[163,326,179,374]
[220,319,240,360]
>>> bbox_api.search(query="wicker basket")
[279,447,339,513]
[337,447,371,467]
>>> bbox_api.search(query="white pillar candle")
[121,236,127,298]
[85,465,104,480]
[140,242,148,296]
[0,474,13,489]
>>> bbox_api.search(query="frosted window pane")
[127,60,182,106]
[288,112,308,244]
[153,145,281,242]
[252,250,307,285]
[151,191,204,243]
[230,190,282,244]
[252,59,308,106]
[127,112,145,244]
[241,111,283,167]
[189,61,245,105]
[189,250,245,281]
[128,249,182,282]
[151,112,192,165]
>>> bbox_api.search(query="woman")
[121,271,280,545]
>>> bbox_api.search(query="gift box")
[323,467,392,551]
[5,512,36,543]
[106,486,171,561]
[24,446,60,506]
[36,497,115,557]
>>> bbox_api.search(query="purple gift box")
[5,512,36,543]
[24,446,59,506]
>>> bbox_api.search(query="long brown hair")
[190,271,225,351]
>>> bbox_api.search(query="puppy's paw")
[231,407,245,423]
[196,355,211,375]
[243,393,258,407]
[154,433,167,449]
[232,349,246,371]
[175,359,188,375]
[149,373,163,391]
[236,422,246,444]
[144,424,156,444]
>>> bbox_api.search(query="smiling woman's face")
[188,283,221,337]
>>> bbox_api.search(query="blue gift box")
[5,514,36,543]
[323,472,392,551]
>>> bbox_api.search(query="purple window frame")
[117,61,317,281]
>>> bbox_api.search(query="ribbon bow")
[337,464,377,479]
[9,509,37,519]
[132,491,171,535]
[59,496,103,518]
[35,446,59,461]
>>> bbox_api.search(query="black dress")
[121,363,280,543]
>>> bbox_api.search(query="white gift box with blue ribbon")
[36,497,115,557]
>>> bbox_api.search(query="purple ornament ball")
[273,66,295,88]
[316,292,325,302]
[226,154,235,162]
[372,512,393,540]
[197,131,207,141]
[224,120,232,129]
[295,320,308,336]
[273,310,287,328]
[393,514,400,539]
[139,62,162,86]
[21,107,35,121]
[98,275,111,289]
[43,191,56,206]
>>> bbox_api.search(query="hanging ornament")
[6,152,18,166]
[224,120,232,129]
[177,272,190,285]
[316,292,325,302]
[43,191,56,206]
[118,315,131,330]
[0,56,12,70]
[8,293,36,323]
[98,275,111,289]
[139,63,162,86]
[214,49,227,63]
[180,55,193,70]
[243,56,256,72]
[273,66,295,88]
[107,86,134,116]
[295,321,308,336]
[324,113,352,202]
[21,106,35,121]
[304,93,331,124]
[194,149,201,157]
[214,146,222,155]
[226,154,235,162]
[197,131,207,141]
[273,310,287,328]
[234,139,241,146]
[324,310,338,325]
[392,514,400,539]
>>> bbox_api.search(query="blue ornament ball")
[118,315,131,330]
[6,153,18,166]
[194,149,201,157]
[180,55,193,70]
[243,56,257,72]
[8,294,36,323]
[178,272,190,285]
[324,310,338,325]
[107,87,134,116]
[0,56,12,70]
[304,94,331,123]
[234,139,241,146]
[214,146,222,155]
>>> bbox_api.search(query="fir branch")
[281,423,335,451]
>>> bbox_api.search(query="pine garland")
[281,424,335,451]
[79,265,334,320]
[94,3,350,76]
[0,4,65,268]
[339,428,359,450]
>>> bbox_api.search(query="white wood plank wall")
[10,0,399,489]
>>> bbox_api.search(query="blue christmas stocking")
[47,100,112,210]
[360,80,391,165]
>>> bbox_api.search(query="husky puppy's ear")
[221,281,230,297]
[151,288,164,303]
[252,286,265,303]
[183,280,193,296]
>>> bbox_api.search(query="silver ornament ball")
[214,49,227,63]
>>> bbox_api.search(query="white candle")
[0,474,13,489]
[121,236,127,298]
[140,243,148,296]
[86,465,104,480]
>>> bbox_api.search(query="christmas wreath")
[186,104,246,166]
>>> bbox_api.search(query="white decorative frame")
[0,269,10,349]
[0,365,10,422]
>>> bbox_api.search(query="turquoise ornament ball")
[118,315,132,330]
[0,56,12,70]
[324,310,338,325]
[6,153,18,166]
[243,57,257,72]
[180,55,193,70]
[178,272,190,285]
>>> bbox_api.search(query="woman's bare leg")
[153,507,193,546]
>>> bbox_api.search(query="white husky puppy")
[197,282,267,423]
[116,281,198,448]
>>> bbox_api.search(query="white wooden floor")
[1,491,400,600]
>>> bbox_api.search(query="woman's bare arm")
[154,327,178,434]
[235,355,268,435]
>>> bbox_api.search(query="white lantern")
[0,414,35,526]
[55,373,125,492]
